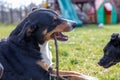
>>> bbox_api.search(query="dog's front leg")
[51,69,87,80]
[36,61,49,71]
[36,61,82,80]
[51,69,98,80]
[36,61,98,80]
[67,75,88,80]
[52,69,82,76]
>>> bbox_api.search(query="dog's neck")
[9,29,53,67]
[39,41,53,67]
[22,37,53,67]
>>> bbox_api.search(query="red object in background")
[104,2,112,24]
[104,7,111,15]
[104,3,112,15]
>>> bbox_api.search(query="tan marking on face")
[53,16,57,21]
[26,28,32,36]
[42,29,48,35]
[27,28,32,33]
[44,31,54,41]
[54,22,71,32]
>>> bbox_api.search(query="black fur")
[0,8,69,80]
[98,33,120,68]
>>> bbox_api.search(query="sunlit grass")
[0,24,120,80]
[0,24,16,38]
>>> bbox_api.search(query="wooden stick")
[53,33,59,80]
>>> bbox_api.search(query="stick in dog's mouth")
[53,33,59,80]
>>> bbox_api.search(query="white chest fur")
[39,42,53,67]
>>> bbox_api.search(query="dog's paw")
[32,8,38,11]
[50,74,67,80]
[79,74,98,80]
[50,75,69,80]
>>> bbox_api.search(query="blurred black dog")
[98,33,120,68]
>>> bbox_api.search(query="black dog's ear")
[118,35,120,39]
[111,33,119,40]
[17,21,36,41]
[32,8,38,11]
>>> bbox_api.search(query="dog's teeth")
[64,37,68,39]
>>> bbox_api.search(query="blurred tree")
[0,1,41,24]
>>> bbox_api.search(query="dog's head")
[98,33,120,68]
[10,8,76,44]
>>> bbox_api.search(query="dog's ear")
[111,33,119,40]
[118,34,120,40]
[32,8,38,11]
[17,21,36,41]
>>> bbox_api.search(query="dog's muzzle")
[98,55,117,68]
[67,20,76,28]
[66,19,76,31]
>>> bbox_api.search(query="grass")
[0,24,120,80]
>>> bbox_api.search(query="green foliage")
[1,24,120,80]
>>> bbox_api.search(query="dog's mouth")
[51,32,68,41]
[98,60,117,68]
[103,62,117,68]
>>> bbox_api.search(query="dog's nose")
[98,61,101,66]
[64,19,76,28]
[71,22,76,28]
[98,60,104,66]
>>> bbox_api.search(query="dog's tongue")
[53,32,68,41]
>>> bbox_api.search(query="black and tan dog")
[0,8,97,80]
[98,33,120,68]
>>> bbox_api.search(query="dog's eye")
[53,19,63,25]
[54,19,58,22]
[53,16,58,21]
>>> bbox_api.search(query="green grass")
[0,24,120,80]
[0,24,16,38]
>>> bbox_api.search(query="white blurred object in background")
[98,23,104,28]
